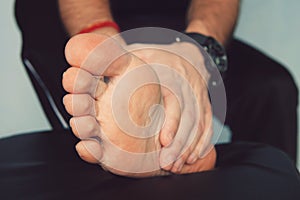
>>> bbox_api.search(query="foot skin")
[62,33,216,177]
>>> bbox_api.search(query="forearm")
[58,0,117,36]
[185,0,240,46]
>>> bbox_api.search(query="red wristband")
[78,21,120,34]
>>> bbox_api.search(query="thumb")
[65,33,131,77]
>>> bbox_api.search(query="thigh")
[222,39,298,160]
[0,131,299,200]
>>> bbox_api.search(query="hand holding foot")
[62,33,216,177]
[63,33,169,177]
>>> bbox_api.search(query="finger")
[63,94,96,116]
[159,111,195,170]
[170,153,187,174]
[70,116,102,139]
[187,106,213,163]
[62,67,99,95]
[159,88,181,147]
[170,123,204,173]
[65,33,131,77]
[187,127,214,163]
[180,147,217,174]
[75,140,103,164]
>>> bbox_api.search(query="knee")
[252,144,297,175]
[259,66,298,104]
[218,143,297,174]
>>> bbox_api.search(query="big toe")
[65,33,131,77]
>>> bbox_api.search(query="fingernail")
[190,156,197,164]
[187,154,197,164]
[178,163,184,171]
[165,154,176,166]
[172,159,184,173]
[160,151,176,168]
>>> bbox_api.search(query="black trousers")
[0,131,299,200]
[224,41,298,161]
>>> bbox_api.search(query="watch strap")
[184,32,228,72]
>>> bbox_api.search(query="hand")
[126,42,215,173]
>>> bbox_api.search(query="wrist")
[186,20,225,46]
[77,20,126,44]
[78,21,120,36]
[89,26,119,37]
[86,24,128,48]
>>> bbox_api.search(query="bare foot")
[62,33,216,177]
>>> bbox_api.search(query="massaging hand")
[62,33,216,177]
[126,41,215,173]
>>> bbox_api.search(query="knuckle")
[163,122,176,134]
[181,146,192,158]
[198,121,205,132]
[81,96,93,114]
[85,120,97,135]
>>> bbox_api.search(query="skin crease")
[59,0,239,175]
[62,34,216,177]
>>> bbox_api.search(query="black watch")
[181,32,228,72]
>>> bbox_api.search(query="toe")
[159,113,196,170]
[70,116,102,139]
[159,89,181,146]
[65,33,130,77]
[65,33,109,71]
[75,140,103,164]
[63,94,96,116]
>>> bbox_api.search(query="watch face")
[207,40,228,72]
